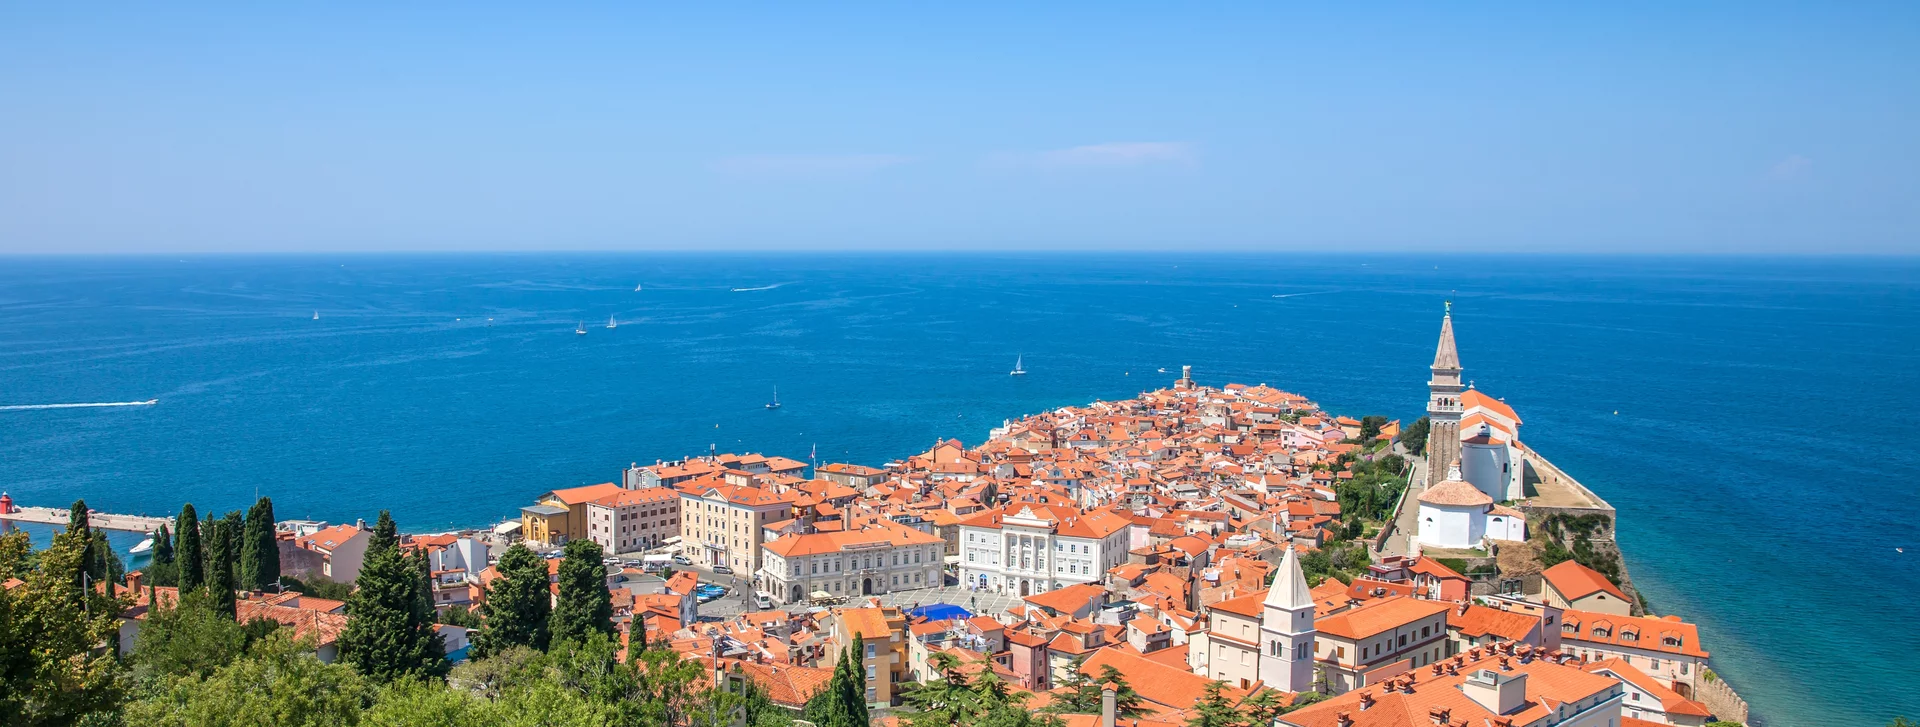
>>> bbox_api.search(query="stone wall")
[1696,668,1752,724]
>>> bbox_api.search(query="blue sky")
[2,3,1915,254]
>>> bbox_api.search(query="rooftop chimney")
[125,569,143,593]
[1461,669,1528,716]
[1335,712,1353,727]
[1101,683,1117,727]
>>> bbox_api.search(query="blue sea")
[0,254,1914,725]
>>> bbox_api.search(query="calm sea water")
[1,253,1913,724]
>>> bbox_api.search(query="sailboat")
[765,387,781,410]
[1009,355,1027,376]
[634,283,644,292]
[312,310,320,320]
[606,314,618,329]
[574,321,588,335]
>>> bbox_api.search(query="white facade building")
[957,504,1131,596]
[1416,477,1526,550]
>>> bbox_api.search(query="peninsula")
[0,308,1759,726]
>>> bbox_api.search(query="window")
[866,665,876,681]
[866,688,876,702]
[866,644,876,659]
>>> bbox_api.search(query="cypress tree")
[88,530,124,586]
[205,512,240,617]
[241,497,279,591]
[548,538,614,644]
[474,544,552,656]
[337,512,445,682]
[175,504,203,592]
[67,500,98,584]
[152,524,174,565]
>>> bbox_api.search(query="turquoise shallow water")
[1,253,1914,725]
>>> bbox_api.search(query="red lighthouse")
[0,492,13,515]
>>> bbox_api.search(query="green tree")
[337,513,445,683]
[1400,416,1430,456]
[0,529,32,580]
[1242,688,1290,727]
[1096,664,1147,718]
[90,530,126,586]
[132,588,250,681]
[368,510,399,555]
[0,527,129,726]
[242,496,280,591]
[629,638,711,727]
[905,651,981,724]
[364,678,484,726]
[548,539,614,645]
[67,499,102,585]
[175,504,204,593]
[1358,415,1388,442]
[205,511,241,617]
[805,638,869,727]
[474,544,552,656]
[1040,655,1098,714]
[1185,681,1242,727]
[126,631,374,727]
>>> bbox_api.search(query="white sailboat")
[312,310,320,320]
[765,387,781,410]
[606,314,618,329]
[574,321,588,335]
[634,283,644,292]
[1009,355,1027,376]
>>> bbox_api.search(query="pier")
[0,505,171,534]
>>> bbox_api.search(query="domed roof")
[1418,478,1493,507]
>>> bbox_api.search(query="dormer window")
[1592,627,1611,639]
[1663,636,1682,647]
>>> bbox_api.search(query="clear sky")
[2,3,1915,254]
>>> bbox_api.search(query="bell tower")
[1259,546,1316,692]
[1426,303,1464,486]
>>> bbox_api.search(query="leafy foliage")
[0,526,131,726]
[127,631,375,727]
[805,637,871,727]
[1400,416,1431,456]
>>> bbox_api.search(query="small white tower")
[1259,546,1317,692]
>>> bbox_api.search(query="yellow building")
[827,607,908,707]
[521,482,625,546]
[677,474,798,575]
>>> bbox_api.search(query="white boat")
[312,310,320,320]
[765,387,781,410]
[574,321,587,335]
[634,283,644,292]
[1009,355,1027,376]
[606,315,618,329]
[128,537,154,555]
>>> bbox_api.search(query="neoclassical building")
[759,518,945,604]
[956,503,1130,596]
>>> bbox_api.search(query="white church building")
[1415,308,1529,552]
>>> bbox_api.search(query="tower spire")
[1433,304,1460,370]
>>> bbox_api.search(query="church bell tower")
[1426,304,1464,486]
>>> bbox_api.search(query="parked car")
[754,592,773,610]
[671,555,691,566]
[712,565,733,575]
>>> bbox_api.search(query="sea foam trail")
[0,400,157,411]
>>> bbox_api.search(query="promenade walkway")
[0,506,170,533]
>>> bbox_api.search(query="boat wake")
[0,400,158,412]
[1271,290,1338,299]
[730,283,790,292]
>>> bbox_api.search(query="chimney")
[356,518,366,530]
[1427,706,1451,726]
[125,570,143,593]
[1101,682,1117,727]
[1335,712,1353,727]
